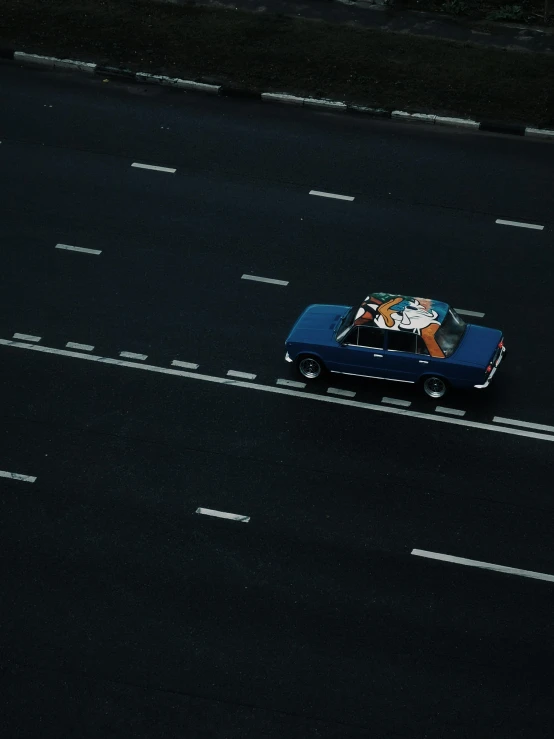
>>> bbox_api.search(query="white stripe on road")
[119,351,147,361]
[13,333,41,342]
[4,337,554,443]
[241,274,289,286]
[171,360,199,370]
[455,308,485,318]
[196,507,250,523]
[276,378,306,388]
[493,416,554,434]
[227,370,257,380]
[382,397,411,408]
[327,387,356,398]
[309,190,354,202]
[55,243,102,255]
[66,342,94,351]
[495,219,544,231]
[0,469,37,483]
[435,406,466,417]
[411,549,554,583]
[131,162,176,173]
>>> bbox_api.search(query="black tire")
[297,355,325,381]
[422,375,448,399]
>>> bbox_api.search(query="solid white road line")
[495,219,544,231]
[119,351,147,361]
[493,416,554,434]
[196,507,250,523]
[4,337,554,443]
[327,387,356,398]
[131,162,176,173]
[66,342,94,351]
[382,397,411,408]
[276,378,306,388]
[227,370,257,380]
[171,360,200,370]
[0,469,37,483]
[411,549,554,584]
[435,406,466,417]
[455,308,485,318]
[241,274,289,286]
[309,190,354,202]
[55,243,102,255]
[13,333,41,342]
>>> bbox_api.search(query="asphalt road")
[2,61,554,738]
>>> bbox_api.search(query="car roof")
[353,292,450,330]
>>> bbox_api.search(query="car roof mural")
[352,293,450,357]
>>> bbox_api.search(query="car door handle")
[419,360,429,364]
[373,354,383,358]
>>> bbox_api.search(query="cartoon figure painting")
[353,293,446,357]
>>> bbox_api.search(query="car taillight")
[498,340,504,349]
[486,364,492,374]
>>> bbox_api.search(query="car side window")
[357,327,385,350]
[416,336,430,355]
[343,328,358,345]
[387,332,417,353]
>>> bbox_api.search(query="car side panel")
[331,345,390,376]
[291,342,343,372]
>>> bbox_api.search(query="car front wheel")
[423,376,448,399]
[297,355,325,380]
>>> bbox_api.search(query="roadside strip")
[3,49,554,141]
[2,338,554,443]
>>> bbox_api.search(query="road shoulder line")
[2,338,554,443]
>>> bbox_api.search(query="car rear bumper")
[474,345,506,389]
[285,351,293,363]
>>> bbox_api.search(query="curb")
[3,48,554,141]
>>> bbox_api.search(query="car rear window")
[435,309,467,357]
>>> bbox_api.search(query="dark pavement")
[2,62,554,738]
[158,0,554,54]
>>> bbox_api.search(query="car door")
[336,326,387,377]
[385,331,431,382]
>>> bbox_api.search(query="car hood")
[452,324,503,367]
[286,304,350,343]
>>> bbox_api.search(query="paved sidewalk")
[159,0,554,53]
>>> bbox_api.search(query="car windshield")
[335,306,357,342]
[435,309,466,357]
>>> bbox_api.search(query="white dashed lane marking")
[493,416,554,434]
[227,370,257,380]
[66,342,94,351]
[455,308,485,318]
[382,397,411,408]
[241,274,289,286]
[119,351,148,361]
[495,219,544,231]
[13,333,41,342]
[309,190,354,202]
[412,549,554,584]
[276,378,306,388]
[131,162,176,173]
[172,360,200,370]
[196,507,250,523]
[55,243,102,255]
[2,338,554,443]
[435,406,466,417]
[0,469,37,483]
[327,387,356,398]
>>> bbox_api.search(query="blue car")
[285,292,505,398]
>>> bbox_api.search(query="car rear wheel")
[297,355,325,380]
[423,376,448,399]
